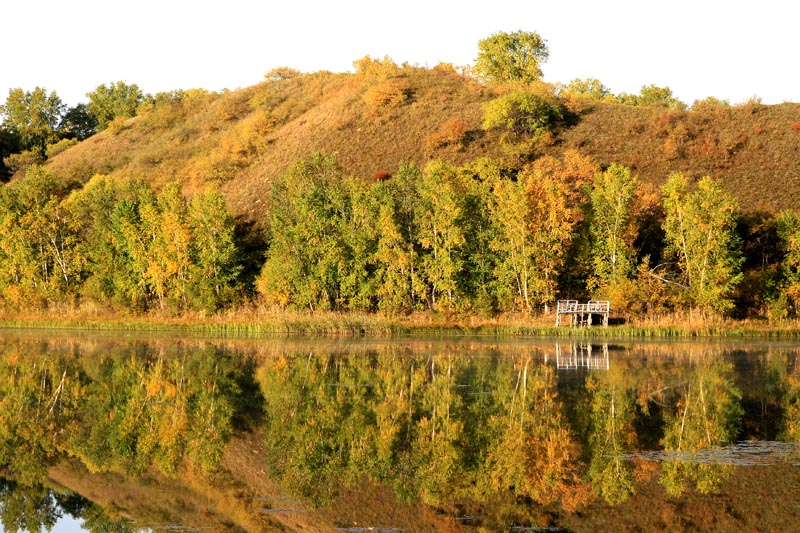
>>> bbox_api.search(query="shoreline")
[3,310,800,338]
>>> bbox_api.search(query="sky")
[2,0,799,109]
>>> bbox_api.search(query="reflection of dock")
[555,300,610,327]
[555,343,609,370]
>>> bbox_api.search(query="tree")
[141,182,192,310]
[618,84,686,110]
[0,166,81,307]
[661,173,743,312]
[257,153,350,310]
[416,161,466,310]
[589,164,638,290]
[561,78,614,102]
[188,188,242,311]
[58,103,97,140]
[86,81,145,131]
[482,91,562,139]
[0,87,65,153]
[372,163,427,312]
[777,211,800,314]
[474,30,549,84]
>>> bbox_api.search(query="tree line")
[0,81,173,179]
[0,167,240,313]
[2,150,799,318]
[255,151,752,317]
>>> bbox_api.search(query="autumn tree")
[589,164,638,291]
[86,81,146,131]
[188,188,242,311]
[0,87,65,153]
[416,161,467,310]
[474,30,549,84]
[258,153,350,310]
[661,173,743,312]
[372,163,427,312]
[142,181,192,310]
[0,166,81,307]
[488,151,595,312]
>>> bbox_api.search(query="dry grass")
[44,67,800,232]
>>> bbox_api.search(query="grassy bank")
[4,306,800,338]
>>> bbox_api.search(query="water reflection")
[0,334,798,531]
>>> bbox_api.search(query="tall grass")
[5,306,800,338]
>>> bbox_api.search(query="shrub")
[265,67,302,81]
[482,91,563,138]
[3,149,45,174]
[426,118,469,150]
[353,55,399,77]
[45,138,79,159]
[363,78,412,110]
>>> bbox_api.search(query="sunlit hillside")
[46,61,497,224]
[43,60,800,226]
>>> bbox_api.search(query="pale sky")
[2,0,798,108]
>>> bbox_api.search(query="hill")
[43,61,800,226]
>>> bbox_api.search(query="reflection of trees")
[0,342,85,485]
[0,340,244,485]
[0,480,59,533]
[482,357,587,510]
[260,349,589,510]
[69,346,237,476]
[659,360,743,496]
[586,367,637,505]
[0,479,135,533]
[782,352,800,441]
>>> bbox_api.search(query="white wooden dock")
[555,300,610,327]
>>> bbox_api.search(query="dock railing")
[555,300,610,327]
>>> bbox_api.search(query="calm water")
[0,332,799,532]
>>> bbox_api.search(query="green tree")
[776,211,800,314]
[474,30,549,84]
[482,91,562,139]
[58,103,97,140]
[0,87,65,153]
[257,153,349,310]
[188,188,242,311]
[589,164,638,290]
[661,173,743,312]
[561,78,614,102]
[86,81,145,131]
[416,161,466,310]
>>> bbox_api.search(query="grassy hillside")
[44,61,800,225]
[42,59,800,228]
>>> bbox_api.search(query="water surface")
[0,332,798,531]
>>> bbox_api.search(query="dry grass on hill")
[45,64,800,226]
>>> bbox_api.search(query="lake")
[0,332,798,532]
